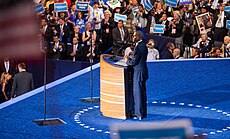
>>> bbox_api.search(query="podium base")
[32,118,66,126]
[79,97,100,104]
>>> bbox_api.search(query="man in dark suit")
[49,35,66,60]
[212,4,230,42]
[40,18,52,43]
[112,20,130,55]
[11,63,34,98]
[68,37,83,61]
[0,58,17,76]
[162,42,175,59]
[54,18,70,45]
[124,31,148,120]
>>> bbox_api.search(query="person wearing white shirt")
[88,2,104,42]
[146,39,159,61]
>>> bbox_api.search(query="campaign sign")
[165,0,179,7]
[76,2,88,11]
[225,6,230,13]
[153,24,165,34]
[54,2,67,12]
[226,20,230,29]
[35,3,44,13]
[142,0,154,11]
[180,0,192,5]
[114,13,127,24]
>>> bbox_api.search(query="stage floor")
[0,60,229,139]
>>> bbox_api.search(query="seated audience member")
[50,35,66,60]
[0,72,12,101]
[220,36,230,57]
[189,48,200,59]
[199,34,212,58]
[124,43,135,60]
[173,48,183,59]
[146,39,159,61]
[162,42,175,59]
[68,37,83,61]
[211,48,222,58]
[11,63,34,99]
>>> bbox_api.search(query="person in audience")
[189,48,200,59]
[169,11,184,46]
[101,10,115,53]
[68,37,83,61]
[82,22,97,61]
[74,12,87,34]
[86,40,100,62]
[212,4,230,42]
[54,18,70,45]
[173,48,182,59]
[220,36,230,57]
[0,58,16,76]
[158,13,169,36]
[199,34,212,58]
[0,72,12,101]
[124,43,135,60]
[146,39,159,61]
[112,20,130,55]
[146,8,157,34]
[11,63,34,99]
[50,35,66,60]
[211,47,222,58]
[162,42,175,59]
[88,2,104,42]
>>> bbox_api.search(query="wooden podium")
[100,54,133,119]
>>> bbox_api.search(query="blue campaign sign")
[76,2,88,11]
[225,6,230,13]
[180,0,192,5]
[35,3,44,14]
[54,2,68,12]
[165,0,179,7]
[227,20,230,29]
[153,24,165,34]
[114,13,127,24]
[142,0,154,11]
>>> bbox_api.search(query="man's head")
[167,42,175,51]
[133,31,143,42]
[93,2,99,9]
[219,3,225,11]
[173,48,180,58]
[18,63,26,72]
[201,34,207,41]
[192,48,199,56]
[58,18,65,25]
[117,20,124,28]
[73,37,78,44]
[224,36,230,45]
[41,18,48,26]
[53,35,59,43]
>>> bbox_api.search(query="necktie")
[59,25,63,42]
[120,28,124,41]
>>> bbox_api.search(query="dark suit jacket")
[67,44,84,61]
[0,60,17,76]
[55,24,70,44]
[212,11,229,29]
[112,27,129,45]
[162,49,174,59]
[11,71,34,98]
[50,42,66,60]
[126,41,148,81]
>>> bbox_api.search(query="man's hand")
[124,56,129,62]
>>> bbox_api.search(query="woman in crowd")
[82,22,97,61]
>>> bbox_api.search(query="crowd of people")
[37,0,230,61]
